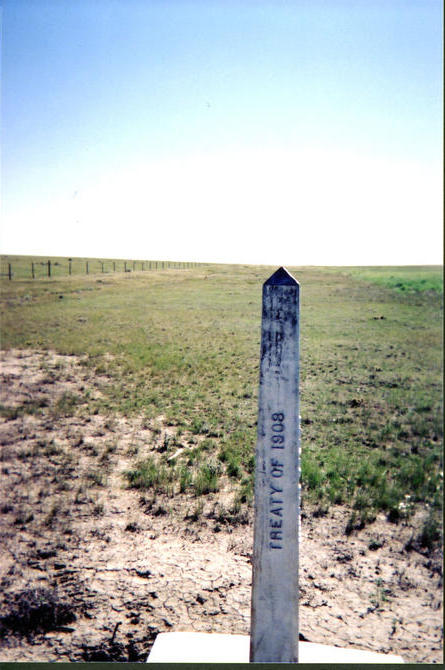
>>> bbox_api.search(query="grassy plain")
[0,259,442,546]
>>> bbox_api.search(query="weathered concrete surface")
[147,632,404,663]
[250,267,300,663]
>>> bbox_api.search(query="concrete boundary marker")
[146,269,405,664]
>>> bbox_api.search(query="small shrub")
[218,448,228,463]
[226,457,241,479]
[93,503,105,516]
[419,513,441,552]
[370,578,390,609]
[313,503,329,518]
[210,500,250,526]
[105,440,118,454]
[237,475,254,504]
[178,465,192,493]
[193,463,220,495]
[83,441,98,456]
[301,457,323,490]
[0,399,48,420]
[74,486,87,504]
[0,587,76,637]
[345,506,375,533]
[360,507,376,526]
[186,445,203,465]
[153,504,169,516]
[368,538,384,551]
[52,392,80,418]
[186,501,204,521]
[44,503,60,527]
[104,416,118,431]
[191,418,210,435]
[85,471,105,487]
[125,457,173,493]
[43,440,63,456]
[157,434,171,453]
[246,454,255,473]
[14,510,34,526]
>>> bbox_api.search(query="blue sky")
[1,0,442,265]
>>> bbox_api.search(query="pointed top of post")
[264,267,298,287]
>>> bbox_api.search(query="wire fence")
[0,257,200,281]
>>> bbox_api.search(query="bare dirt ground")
[0,349,443,663]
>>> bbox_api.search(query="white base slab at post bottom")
[146,632,404,663]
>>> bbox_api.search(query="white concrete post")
[250,267,300,663]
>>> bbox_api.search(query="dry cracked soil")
[0,349,443,663]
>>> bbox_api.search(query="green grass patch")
[193,462,221,495]
[124,457,175,493]
[125,456,221,497]
[1,258,442,543]
[338,266,443,294]
[0,400,49,420]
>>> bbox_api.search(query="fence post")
[31,262,35,279]
[86,261,89,275]
[68,259,72,275]
[47,260,51,278]
[101,261,104,273]
[8,263,12,280]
